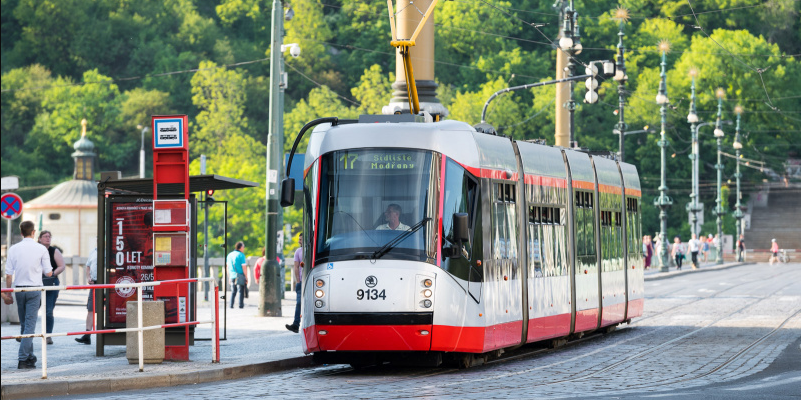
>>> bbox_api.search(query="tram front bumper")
[310,312,433,351]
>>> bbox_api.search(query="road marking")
[724,373,801,391]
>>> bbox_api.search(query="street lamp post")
[654,41,672,272]
[136,124,149,178]
[613,8,629,161]
[686,69,700,237]
[558,1,582,147]
[713,88,726,265]
[733,105,744,261]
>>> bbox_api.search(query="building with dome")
[22,119,97,257]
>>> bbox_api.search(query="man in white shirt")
[2,221,53,369]
[688,233,701,270]
[376,204,411,231]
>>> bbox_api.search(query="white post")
[137,287,144,372]
[40,288,48,379]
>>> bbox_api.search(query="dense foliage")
[2,0,799,255]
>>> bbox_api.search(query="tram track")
[427,268,800,394]
[292,264,797,399]
[634,265,783,326]
[628,308,801,391]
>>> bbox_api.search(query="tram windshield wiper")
[371,217,431,260]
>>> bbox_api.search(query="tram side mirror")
[280,178,295,207]
[453,213,469,243]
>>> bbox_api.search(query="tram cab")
[284,115,643,366]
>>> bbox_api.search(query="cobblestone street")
[65,262,801,399]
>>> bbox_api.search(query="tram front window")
[315,149,437,264]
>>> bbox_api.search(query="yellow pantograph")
[386,0,439,115]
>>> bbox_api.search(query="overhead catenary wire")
[686,0,777,108]
[283,62,361,107]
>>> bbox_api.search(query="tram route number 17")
[356,288,386,300]
[340,153,358,169]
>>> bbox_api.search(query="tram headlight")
[315,289,325,298]
[315,279,325,288]
[420,299,432,308]
[315,300,324,308]
[422,289,432,298]
[422,279,433,288]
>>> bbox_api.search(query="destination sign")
[339,152,419,171]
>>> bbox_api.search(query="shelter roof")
[101,174,258,196]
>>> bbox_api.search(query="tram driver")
[376,204,411,231]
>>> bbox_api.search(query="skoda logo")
[365,275,378,288]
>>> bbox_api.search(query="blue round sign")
[1,192,23,220]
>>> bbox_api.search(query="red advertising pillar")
[151,115,191,361]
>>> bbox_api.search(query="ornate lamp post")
[713,88,726,265]
[733,105,744,261]
[613,7,629,161]
[654,40,673,272]
[558,1,582,147]
[686,69,701,237]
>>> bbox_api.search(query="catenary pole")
[261,0,283,317]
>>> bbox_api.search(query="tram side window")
[575,192,584,256]
[441,160,479,280]
[492,181,517,260]
[575,191,596,257]
[584,192,595,255]
[528,205,565,277]
[626,197,641,256]
[527,206,542,277]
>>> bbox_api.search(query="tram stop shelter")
[93,173,258,356]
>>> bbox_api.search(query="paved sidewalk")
[1,290,310,399]
[643,260,748,281]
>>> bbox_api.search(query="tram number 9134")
[356,289,386,300]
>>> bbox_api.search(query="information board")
[107,200,154,325]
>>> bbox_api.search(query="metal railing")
[1,277,220,379]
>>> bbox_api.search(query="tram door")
[197,199,228,340]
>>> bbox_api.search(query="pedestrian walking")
[286,233,304,333]
[254,247,265,284]
[671,236,685,270]
[643,235,653,269]
[712,234,721,259]
[654,233,664,264]
[2,221,53,369]
[688,233,701,269]
[76,246,97,345]
[37,230,66,344]
[701,235,710,262]
[226,241,248,309]
[769,238,780,265]
[736,235,746,262]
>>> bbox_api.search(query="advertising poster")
[107,200,154,325]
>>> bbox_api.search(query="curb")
[1,355,313,399]
[644,262,750,281]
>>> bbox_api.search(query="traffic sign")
[1,192,24,220]
[1,176,19,191]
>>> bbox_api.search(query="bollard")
[126,298,165,368]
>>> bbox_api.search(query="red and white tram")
[281,115,644,366]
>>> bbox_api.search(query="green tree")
[189,60,266,251]
[283,86,357,154]
[351,64,394,115]
[190,60,250,155]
